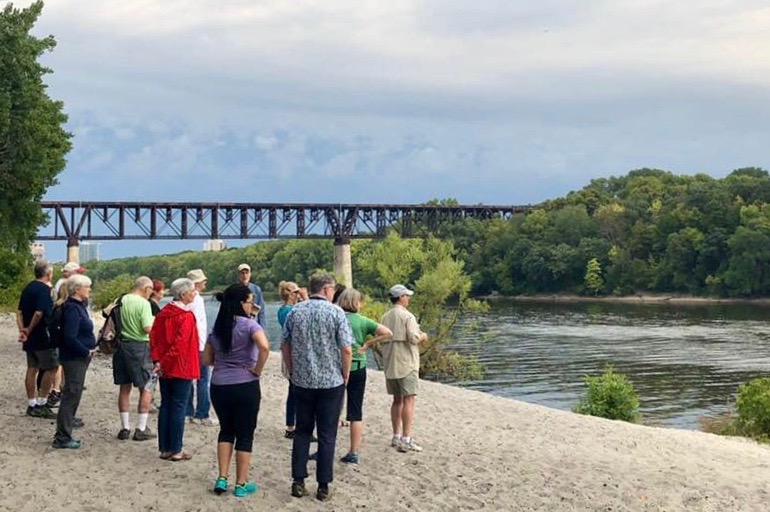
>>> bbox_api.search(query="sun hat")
[187,269,207,283]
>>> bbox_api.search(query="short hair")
[390,296,401,304]
[66,274,92,295]
[308,273,335,295]
[34,260,52,279]
[278,280,299,301]
[133,276,152,291]
[169,278,195,301]
[336,288,363,313]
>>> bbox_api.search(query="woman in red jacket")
[150,277,200,462]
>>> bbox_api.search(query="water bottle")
[146,373,159,393]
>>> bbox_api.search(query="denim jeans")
[186,352,211,419]
[285,382,296,427]
[159,378,192,454]
[292,384,344,485]
[54,357,90,443]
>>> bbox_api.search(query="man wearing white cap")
[186,269,217,426]
[380,284,427,453]
[236,263,266,327]
[53,262,80,298]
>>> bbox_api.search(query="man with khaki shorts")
[380,284,427,453]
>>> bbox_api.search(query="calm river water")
[203,299,770,431]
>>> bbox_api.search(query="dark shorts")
[26,349,60,371]
[386,370,419,397]
[345,368,367,422]
[113,341,153,388]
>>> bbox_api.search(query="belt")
[351,360,366,371]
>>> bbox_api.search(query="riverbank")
[480,292,770,306]
[1,315,770,511]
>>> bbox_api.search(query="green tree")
[584,258,604,295]
[0,1,71,289]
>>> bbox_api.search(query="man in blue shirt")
[236,263,266,327]
[282,273,353,502]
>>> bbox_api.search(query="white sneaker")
[397,438,422,453]
[391,435,401,448]
[199,417,219,426]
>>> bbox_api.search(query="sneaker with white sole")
[397,438,422,452]
[198,417,219,426]
[390,435,401,448]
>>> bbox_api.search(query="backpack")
[48,302,67,349]
[97,295,125,355]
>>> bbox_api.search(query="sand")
[1,313,769,511]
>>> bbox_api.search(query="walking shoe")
[133,427,157,441]
[308,451,318,461]
[316,486,333,502]
[233,481,258,498]
[116,428,131,440]
[340,452,360,464]
[198,417,219,427]
[26,405,39,417]
[291,481,309,498]
[52,439,81,449]
[391,435,401,447]
[213,477,228,495]
[188,417,201,425]
[397,438,423,453]
[73,418,84,429]
[47,391,61,408]
[35,405,57,419]
[284,429,295,439]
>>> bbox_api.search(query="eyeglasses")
[239,269,250,274]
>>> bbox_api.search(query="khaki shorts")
[386,371,419,397]
[26,349,60,371]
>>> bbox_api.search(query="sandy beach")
[1,313,769,511]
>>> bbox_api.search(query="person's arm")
[405,315,425,345]
[337,313,354,383]
[340,345,352,384]
[250,330,270,376]
[360,323,393,354]
[202,342,215,366]
[281,341,292,378]
[62,305,90,358]
[26,310,44,335]
[256,287,266,327]
[16,310,27,342]
[142,302,154,334]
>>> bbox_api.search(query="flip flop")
[169,452,192,462]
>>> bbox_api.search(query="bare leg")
[25,368,38,400]
[53,366,63,391]
[401,395,416,438]
[39,369,55,399]
[138,387,152,414]
[217,442,233,479]
[235,450,251,484]
[390,396,403,436]
[118,384,132,412]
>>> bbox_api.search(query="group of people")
[16,259,427,502]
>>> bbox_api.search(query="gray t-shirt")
[207,316,263,386]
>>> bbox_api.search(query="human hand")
[356,346,367,356]
[298,288,308,301]
[18,329,27,343]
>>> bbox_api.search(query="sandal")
[169,452,192,462]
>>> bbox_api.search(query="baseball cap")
[238,263,251,272]
[389,284,415,298]
[63,262,80,273]
[187,269,207,283]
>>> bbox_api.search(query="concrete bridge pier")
[334,237,352,288]
[66,237,80,264]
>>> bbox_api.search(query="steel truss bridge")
[38,201,534,243]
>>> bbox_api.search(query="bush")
[91,274,135,310]
[736,377,770,440]
[573,366,640,422]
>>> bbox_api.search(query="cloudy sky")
[19,0,770,258]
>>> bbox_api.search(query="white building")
[203,239,227,252]
[79,242,101,264]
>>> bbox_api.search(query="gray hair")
[169,278,195,301]
[34,260,52,279]
[309,273,335,295]
[66,274,92,295]
[336,288,363,313]
[133,276,152,291]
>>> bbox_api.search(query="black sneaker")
[133,427,157,441]
[291,481,309,498]
[36,405,57,419]
[117,428,131,440]
[73,418,84,429]
[316,486,332,502]
[47,391,61,408]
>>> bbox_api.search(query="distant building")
[30,242,45,260]
[79,242,101,264]
[203,239,227,252]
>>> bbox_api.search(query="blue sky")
[22,0,770,259]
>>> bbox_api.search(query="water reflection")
[450,301,770,430]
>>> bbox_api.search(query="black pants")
[55,357,90,443]
[292,384,344,485]
[345,368,367,422]
[210,380,261,452]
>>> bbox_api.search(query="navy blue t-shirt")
[17,280,54,352]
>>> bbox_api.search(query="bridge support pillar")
[334,238,352,288]
[66,238,80,265]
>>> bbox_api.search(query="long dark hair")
[212,284,252,353]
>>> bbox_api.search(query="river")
[202,298,770,431]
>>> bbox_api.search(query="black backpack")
[48,302,67,348]
[97,295,125,355]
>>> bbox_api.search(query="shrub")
[573,366,640,422]
[736,377,770,439]
[91,274,135,310]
